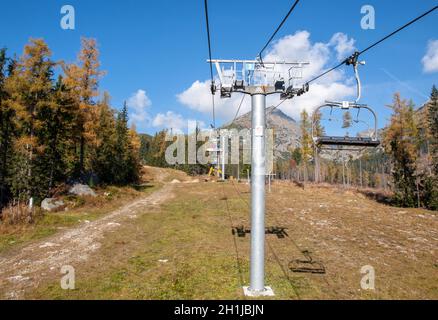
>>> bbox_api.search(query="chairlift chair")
[312,56,381,151]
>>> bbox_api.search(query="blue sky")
[0,0,437,134]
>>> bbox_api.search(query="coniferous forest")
[0,38,141,210]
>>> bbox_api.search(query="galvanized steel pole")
[249,93,266,293]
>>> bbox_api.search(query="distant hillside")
[225,106,301,159]
[138,133,153,140]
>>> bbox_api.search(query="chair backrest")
[316,136,380,147]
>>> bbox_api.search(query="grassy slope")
[29,181,437,300]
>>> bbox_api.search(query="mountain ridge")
[225,106,301,160]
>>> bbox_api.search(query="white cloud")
[127,89,152,124]
[177,81,252,121]
[422,40,438,73]
[264,30,336,82]
[177,30,357,121]
[269,82,355,119]
[152,111,205,133]
[329,32,356,61]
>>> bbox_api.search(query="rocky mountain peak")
[225,106,301,159]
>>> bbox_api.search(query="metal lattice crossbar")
[208,59,309,98]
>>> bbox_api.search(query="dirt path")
[0,183,174,300]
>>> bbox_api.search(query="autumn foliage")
[0,38,141,209]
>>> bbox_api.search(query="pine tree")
[38,76,78,190]
[342,110,353,129]
[428,85,438,175]
[291,148,302,166]
[145,130,168,168]
[299,110,312,182]
[313,110,325,137]
[422,85,438,210]
[114,102,129,182]
[383,93,418,207]
[88,92,116,185]
[312,109,324,183]
[113,102,140,184]
[63,38,104,177]
[5,39,55,203]
[139,134,151,164]
[0,37,147,213]
[82,94,141,185]
[0,48,15,207]
[127,124,141,183]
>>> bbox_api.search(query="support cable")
[231,95,246,126]
[305,5,437,85]
[258,0,301,63]
[204,0,216,128]
[267,99,287,117]
[359,5,437,56]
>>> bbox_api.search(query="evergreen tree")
[299,110,312,181]
[85,96,140,185]
[291,148,302,166]
[313,110,325,137]
[342,110,353,129]
[422,85,438,210]
[0,48,15,207]
[139,134,151,164]
[88,92,117,185]
[63,38,104,177]
[145,130,169,168]
[113,102,140,184]
[127,124,141,183]
[312,110,324,183]
[38,76,78,191]
[0,38,144,212]
[428,85,438,175]
[5,39,55,202]
[383,94,418,207]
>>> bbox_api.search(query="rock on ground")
[184,179,200,184]
[41,198,65,212]
[69,184,97,197]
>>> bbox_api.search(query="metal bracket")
[208,59,309,98]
